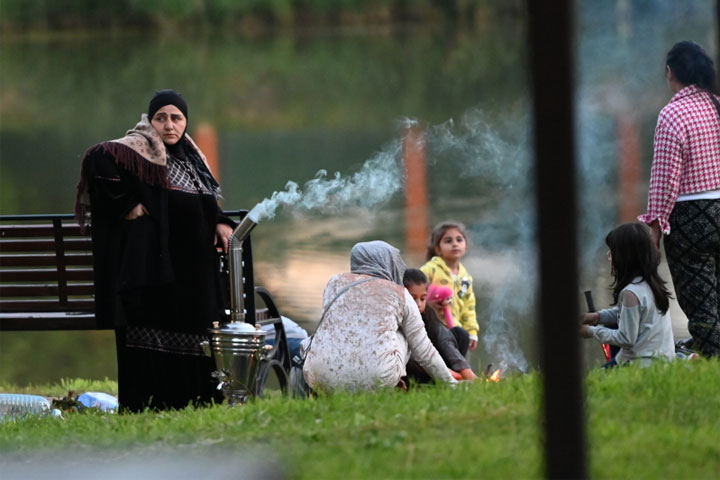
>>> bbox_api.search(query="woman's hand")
[124,203,148,220]
[649,220,662,249]
[579,312,600,326]
[468,339,478,351]
[215,223,233,253]
[450,369,463,381]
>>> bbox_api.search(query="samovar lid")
[210,321,267,336]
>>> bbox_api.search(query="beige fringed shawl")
[75,115,214,226]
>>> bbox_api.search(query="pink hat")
[427,284,453,303]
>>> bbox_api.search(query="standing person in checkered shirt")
[638,41,720,357]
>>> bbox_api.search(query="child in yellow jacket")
[421,221,479,350]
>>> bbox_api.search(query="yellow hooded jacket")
[420,256,479,339]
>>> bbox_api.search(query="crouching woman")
[302,241,457,392]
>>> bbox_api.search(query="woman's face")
[151,105,187,145]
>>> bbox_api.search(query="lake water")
[0,3,715,384]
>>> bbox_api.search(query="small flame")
[601,343,612,362]
[486,369,501,382]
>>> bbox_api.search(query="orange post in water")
[617,114,641,222]
[404,127,430,259]
[194,123,220,180]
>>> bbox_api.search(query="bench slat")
[0,269,93,282]
[0,224,86,238]
[0,283,94,297]
[0,238,92,253]
[0,253,94,267]
[0,313,105,331]
[0,299,94,311]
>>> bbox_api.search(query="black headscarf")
[148,89,188,123]
[148,89,219,195]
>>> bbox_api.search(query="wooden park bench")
[0,212,290,395]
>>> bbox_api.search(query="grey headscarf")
[350,240,407,285]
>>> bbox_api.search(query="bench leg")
[253,359,288,398]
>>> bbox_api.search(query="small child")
[421,221,479,350]
[579,222,675,366]
[404,269,477,381]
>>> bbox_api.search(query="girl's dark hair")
[425,220,469,261]
[403,268,428,288]
[666,41,717,93]
[605,223,671,314]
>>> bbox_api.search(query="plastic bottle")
[0,393,61,421]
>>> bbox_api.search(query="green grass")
[0,377,117,398]
[2,360,719,479]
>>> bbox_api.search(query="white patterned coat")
[302,272,456,392]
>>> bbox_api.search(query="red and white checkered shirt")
[638,85,720,233]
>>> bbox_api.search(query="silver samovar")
[202,321,267,405]
[201,212,266,405]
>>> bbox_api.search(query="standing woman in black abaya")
[76,90,234,411]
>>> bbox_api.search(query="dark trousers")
[450,326,470,357]
[406,322,472,384]
[665,199,720,357]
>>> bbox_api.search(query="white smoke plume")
[424,108,535,374]
[247,138,405,223]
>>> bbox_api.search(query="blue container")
[77,392,118,412]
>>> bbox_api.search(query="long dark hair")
[666,41,718,93]
[606,223,670,314]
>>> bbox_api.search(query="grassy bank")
[2,360,719,478]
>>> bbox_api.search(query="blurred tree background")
[0,0,511,33]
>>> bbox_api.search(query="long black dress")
[80,138,229,412]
